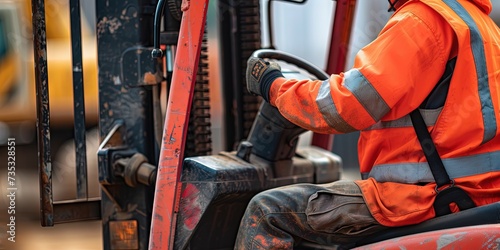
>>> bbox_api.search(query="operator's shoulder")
[396,1,448,24]
[389,1,451,34]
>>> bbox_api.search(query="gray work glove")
[246,57,284,102]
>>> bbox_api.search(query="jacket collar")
[470,0,492,14]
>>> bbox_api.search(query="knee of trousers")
[246,185,316,216]
[246,190,283,217]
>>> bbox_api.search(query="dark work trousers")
[234,180,388,250]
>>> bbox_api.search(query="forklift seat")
[342,201,500,249]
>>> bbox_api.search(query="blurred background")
[0,0,499,249]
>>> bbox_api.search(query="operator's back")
[356,0,500,227]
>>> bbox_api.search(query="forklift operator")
[236,0,500,249]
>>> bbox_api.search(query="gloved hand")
[246,57,284,102]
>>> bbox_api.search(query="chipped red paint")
[180,183,201,230]
[354,224,500,250]
[148,1,209,249]
[181,0,190,11]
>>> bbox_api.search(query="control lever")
[237,102,306,163]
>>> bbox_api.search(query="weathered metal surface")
[296,146,342,183]
[69,0,88,200]
[354,225,500,250]
[185,32,212,157]
[120,46,163,87]
[113,153,156,187]
[148,1,209,249]
[218,0,262,151]
[32,0,54,227]
[97,121,126,185]
[53,198,101,223]
[96,0,158,249]
[173,146,342,249]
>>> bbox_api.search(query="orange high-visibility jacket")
[268,0,500,226]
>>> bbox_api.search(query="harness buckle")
[433,179,476,217]
[435,179,455,194]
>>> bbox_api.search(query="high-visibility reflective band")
[364,150,500,183]
[316,80,357,133]
[443,0,497,144]
[365,107,442,130]
[343,69,390,122]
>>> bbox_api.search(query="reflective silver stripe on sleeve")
[316,80,357,133]
[361,172,369,180]
[343,69,391,122]
[443,0,497,144]
[365,108,442,130]
[368,150,500,183]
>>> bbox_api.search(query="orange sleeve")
[268,2,455,134]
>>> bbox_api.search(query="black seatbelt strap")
[409,110,450,187]
[409,109,475,216]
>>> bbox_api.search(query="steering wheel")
[251,49,329,81]
[240,49,329,163]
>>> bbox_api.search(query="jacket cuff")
[260,71,284,102]
[268,77,287,107]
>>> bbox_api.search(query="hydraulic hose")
[152,0,167,58]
